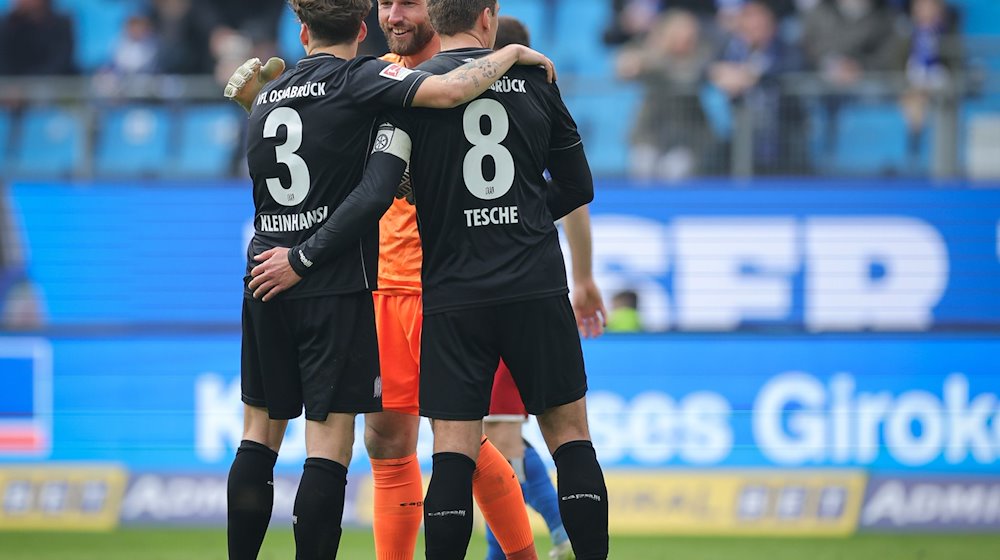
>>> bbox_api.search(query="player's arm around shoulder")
[411,44,556,109]
[247,123,412,302]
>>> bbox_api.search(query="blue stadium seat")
[279,4,305,64]
[0,109,10,166]
[499,0,546,46]
[11,107,85,176]
[95,105,172,176]
[832,104,925,175]
[952,0,1000,36]
[55,0,131,71]
[563,86,641,177]
[551,0,613,77]
[175,105,243,177]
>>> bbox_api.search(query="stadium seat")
[175,105,243,177]
[279,4,305,64]
[563,86,641,177]
[551,0,614,77]
[11,107,85,177]
[952,0,1000,36]
[95,105,172,176]
[0,109,10,167]
[55,0,131,71]
[831,104,925,176]
[499,0,547,47]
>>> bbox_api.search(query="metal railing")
[0,65,998,181]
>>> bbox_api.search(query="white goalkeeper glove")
[224,56,286,113]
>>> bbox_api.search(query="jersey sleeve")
[546,81,583,153]
[287,123,412,276]
[349,58,432,108]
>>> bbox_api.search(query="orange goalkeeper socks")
[371,454,424,560]
[473,436,538,560]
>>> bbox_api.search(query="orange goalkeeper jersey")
[375,53,422,295]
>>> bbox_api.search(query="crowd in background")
[0,0,977,182]
[609,0,964,178]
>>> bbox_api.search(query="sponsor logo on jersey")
[379,64,413,81]
[258,206,329,233]
[464,206,520,228]
[489,77,527,94]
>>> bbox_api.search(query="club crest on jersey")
[374,128,394,152]
[379,64,413,81]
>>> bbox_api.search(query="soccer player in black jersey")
[224,1,556,559]
[245,1,610,558]
[400,3,610,558]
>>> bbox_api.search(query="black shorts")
[419,294,587,420]
[241,292,381,420]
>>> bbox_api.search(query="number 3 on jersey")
[463,99,515,201]
[263,107,311,206]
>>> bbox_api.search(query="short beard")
[384,22,435,56]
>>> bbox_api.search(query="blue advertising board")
[0,333,996,474]
[8,181,1000,331]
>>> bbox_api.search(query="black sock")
[423,452,476,560]
[553,440,609,560]
[292,457,348,560]
[227,440,278,560]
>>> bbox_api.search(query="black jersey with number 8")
[387,48,588,315]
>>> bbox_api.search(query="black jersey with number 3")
[244,53,428,299]
[388,48,586,314]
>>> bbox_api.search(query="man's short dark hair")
[494,16,530,49]
[288,0,372,46]
[427,0,497,37]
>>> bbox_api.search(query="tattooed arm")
[411,44,556,109]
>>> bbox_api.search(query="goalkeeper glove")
[224,56,286,113]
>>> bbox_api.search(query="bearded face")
[379,1,437,56]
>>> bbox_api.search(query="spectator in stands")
[603,0,672,46]
[149,0,214,75]
[0,181,44,329]
[197,0,277,85]
[899,0,962,167]
[710,0,808,174]
[617,9,715,180]
[802,0,902,87]
[0,0,75,76]
[803,0,906,155]
[607,290,642,333]
[606,1,801,51]
[108,13,159,76]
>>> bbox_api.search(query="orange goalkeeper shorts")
[373,292,422,415]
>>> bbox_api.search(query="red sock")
[371,454,424,560]
[474,437,538,560]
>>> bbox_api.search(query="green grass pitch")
[1,528,999,559]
